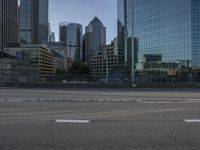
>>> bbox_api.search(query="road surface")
[0,88,200,150]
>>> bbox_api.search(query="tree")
[69,61,90,74]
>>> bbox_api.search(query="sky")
[49,0,117,44]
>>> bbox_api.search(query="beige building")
[5,45,54,81]
[27,46,53,81]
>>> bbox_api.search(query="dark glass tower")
[85,17,106,63]
[0,0,19,53]
[123,0,200,68]
[20,0,49,45]
[59,22,82,61]
[117,0,125,65]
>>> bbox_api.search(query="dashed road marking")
[56,119,90,123]
[184,119,200,123]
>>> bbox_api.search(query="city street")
[0,88,200,150]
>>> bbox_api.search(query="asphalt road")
[0,88,200,150]
[0,88,200,102]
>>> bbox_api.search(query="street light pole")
[106,53,109,83]
[131,37,135,83]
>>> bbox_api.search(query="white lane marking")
[56,119,90,123]
[184,119,200,123]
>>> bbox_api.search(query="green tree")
[69,61,90,74]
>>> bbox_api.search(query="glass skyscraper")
[121,0,200,68]
[0,0,19,53]
[59,23,82,61]
[85,17,106,63]
[20,0,49,45]
[117,0,125,65]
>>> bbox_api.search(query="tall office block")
[117,0,125,65]
[82,34,86,62]
[85,17,106,63]
[59,22,82,61]
[20,0,49,45]
[0,0,19,54]
[121,0,200,68]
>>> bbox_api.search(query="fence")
[1,73,200,85]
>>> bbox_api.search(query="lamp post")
[106,52,109,83]
[131,37,135,83]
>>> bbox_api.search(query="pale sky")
[49,0,117,44]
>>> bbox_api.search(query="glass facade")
[20,0,49,45]
[20,0,32,44]
[0,0,2,51]
[117,0,125,65]
[124,0,200,68]
[0,0,19,52]
[59,23,82,61]
[85,17,106,63]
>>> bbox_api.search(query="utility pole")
[106,52,109,83]
[131,37,135,83]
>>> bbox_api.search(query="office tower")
[0,0,19,54]
[49,32,55,42]
[82,34,86,62]
[59,22,82,61]
[85,17,106,63]
[121,0,200,68]
[20,0,49,45]
[48,23,51,42]
[117,0,125,65]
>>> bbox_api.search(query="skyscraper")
[117,0,125,65]
[59,22,82,61]
[0,0,19,54]
[49,32,55,42]
[121,0,200,69]
[85,17,106,63]
[20,0,49,45]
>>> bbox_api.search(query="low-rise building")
[42,42,72,71]
[51,50,64,73]
[90,43,118,80]
[4,45,54,81]
[135,54,193,83]
[0,58,38,83]
[27,46,54,81]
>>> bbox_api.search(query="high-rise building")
[85,17,106,63]
[82,34,86,62]
[117,0,125,66]
[0,0,19,54]
[49,32,55,42]
[121,0,200,69]
[20,0,49,45]
[59,22,82,61]
[90,41,118,80]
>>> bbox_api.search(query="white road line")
[56,119,90,123]
[184,119,200,123]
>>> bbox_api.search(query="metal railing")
[0,73,200,84]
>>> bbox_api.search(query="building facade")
[90,43,118,80]
[59,22,82,61]
[117,0,125,65]
[51,51,65,73]
[10,45,53,81]
[85,17,106,63]
[0,58,39,83]
[28,46,53,81]
[0,0,19,54]
[41,41,73,71]
[20,0,49,45]
[49,32,55,42]
[122,0,200,70]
